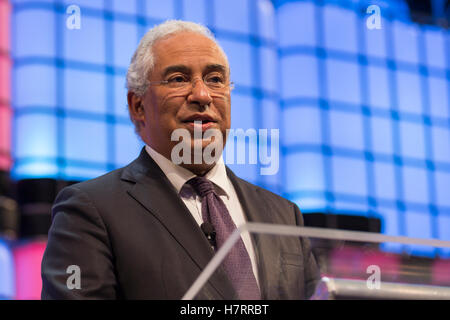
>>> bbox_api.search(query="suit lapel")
[121,149,235,299]
[226,168,283,300]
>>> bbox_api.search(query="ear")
[127,91,145,124]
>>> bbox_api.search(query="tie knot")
[188,177,215,197]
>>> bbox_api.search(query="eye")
[205,73,225,85]
[167,74,189,83]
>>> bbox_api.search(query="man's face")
[131,31,231,174]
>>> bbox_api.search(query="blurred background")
[0,0,449,299]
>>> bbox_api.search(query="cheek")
[224,102,231,128]
[142,92,160,121]
[216,97,231,121]
[146,94,179,126]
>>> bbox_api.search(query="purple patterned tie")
[188,177,261,300]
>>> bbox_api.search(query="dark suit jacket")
[41,148,319,299]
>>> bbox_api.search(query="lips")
[182,114,217,123]
[181,114,219,132]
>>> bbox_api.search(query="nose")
[187,78,213,108]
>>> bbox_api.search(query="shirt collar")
[145,145,231,199]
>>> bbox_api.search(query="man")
[41,20,319,300]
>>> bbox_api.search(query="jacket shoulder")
[53,163,138,215]
[67,166,127,193]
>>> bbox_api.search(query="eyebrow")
[161,64,228,79]
[162,65,191,79]
[204,64,228,75]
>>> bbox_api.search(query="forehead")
[151,32,228,72]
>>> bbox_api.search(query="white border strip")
[182,223,450,300]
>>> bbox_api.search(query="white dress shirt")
[145,145,259,285]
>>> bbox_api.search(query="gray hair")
[126,20,228,97]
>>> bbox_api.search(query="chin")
[190,139,216,149]
[180,162,216,176]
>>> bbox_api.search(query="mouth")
[182,114,218,124]
[181,114,219,131]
